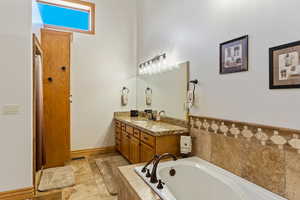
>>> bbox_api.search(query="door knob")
[61,66,66,71]
[48,77,53,82]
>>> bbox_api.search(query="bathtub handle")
[157,179,165,190]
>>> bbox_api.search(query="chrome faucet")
[159,110,166,116]
[150,153,177,183]
[157,110,166,121]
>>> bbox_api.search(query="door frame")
[32,33,43,192]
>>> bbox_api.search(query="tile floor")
[35,153,122,200]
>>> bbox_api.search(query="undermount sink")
[150,126,168,132]
[133,121,148,125]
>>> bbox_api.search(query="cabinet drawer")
[133,129,140,139]
[141,132,155,147]
[126,125,133,134]
[121,123,126,131]
[115,120,121,128]
[116,130,121,140]
[116,127,121,133]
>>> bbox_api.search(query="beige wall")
[0,0,33,192]
[71,0,137,150]
[137,0,300,130]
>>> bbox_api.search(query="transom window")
[37,0,95,34]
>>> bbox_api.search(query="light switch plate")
[2,104,21,115]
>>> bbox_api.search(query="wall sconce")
[138,53,180,75]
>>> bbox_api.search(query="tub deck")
[117,163,161,200]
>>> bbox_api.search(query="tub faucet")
[141,154,159,173]
[150,153,178,183]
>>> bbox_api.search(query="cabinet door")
[121,131,130,160]
[116,139,121,152]
[140,142,155,163]
[130,137,140,164]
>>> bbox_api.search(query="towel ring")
[145,87,152,95]
[122,87,130,95]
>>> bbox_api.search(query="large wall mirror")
[136,62,190,120]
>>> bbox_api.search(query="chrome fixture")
[139,53,166,75]
[150,153,178,184]
[159,110,166,116]
[138,53,180,75]
[157,110,165,121]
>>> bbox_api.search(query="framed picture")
[220,35,248,74]
[269,41,300,89]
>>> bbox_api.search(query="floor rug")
[95,155,129,195]
[38,166,75,192]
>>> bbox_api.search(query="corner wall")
[137,0,300,130]
[0,0,33,192]
[71,0,137,150]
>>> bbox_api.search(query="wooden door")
[129,137,140,164]
[41,29,71,168]
[140,142,155,163]
[121,131,130,160]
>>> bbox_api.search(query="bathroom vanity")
[114,115,188,164]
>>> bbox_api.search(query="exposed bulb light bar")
[138,53,168,75]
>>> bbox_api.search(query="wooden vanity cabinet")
[115,120,181,164]
[115,121,121,152]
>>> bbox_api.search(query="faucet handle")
[157,179,165,190]
[146,169,151,178]
[141,167,147,173]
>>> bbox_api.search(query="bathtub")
[134,157,287,200]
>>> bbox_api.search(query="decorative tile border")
[189,115,300,153]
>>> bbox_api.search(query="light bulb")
[157,60,162,74]
[162,57,168,72]
[153,61,159,74]
[149,61,154,75]
[143,64,147,75]
[141,67,145,75]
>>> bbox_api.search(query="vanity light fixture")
[139,53,168,75]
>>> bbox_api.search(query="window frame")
[37,0,95,35]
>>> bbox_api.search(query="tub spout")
[141,155,159,173]
[150,153,178,184]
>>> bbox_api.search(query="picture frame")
[269,41,300,89]
[220,35,249,74]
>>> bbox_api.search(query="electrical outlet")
[2,104,21,115]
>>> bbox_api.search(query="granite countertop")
[114,116,188,136]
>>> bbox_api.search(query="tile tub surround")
[189,115,300,199]
[114,116,188,136]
